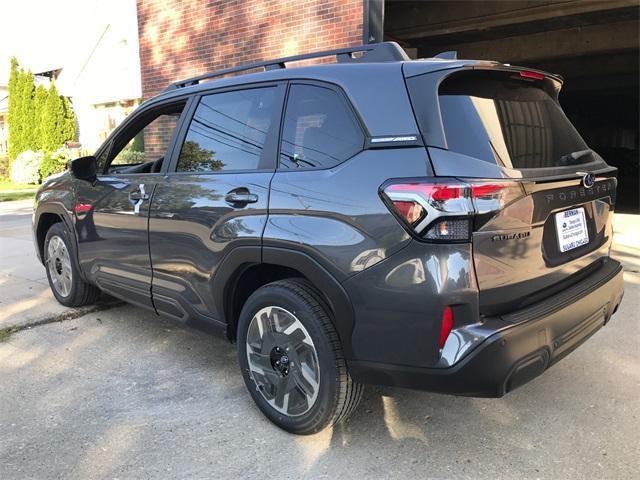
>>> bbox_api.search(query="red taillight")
[438,306,454,349]
[431,185,465,201]
[519,70,545,80]
[386,183,465,201]
[391,200,424,225]
[470,183,506,197]
[381,178,524,241]
[471,181,524,214]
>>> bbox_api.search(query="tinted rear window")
[177,87,276,172]
[280,84,364,169]
[438,71,590,169]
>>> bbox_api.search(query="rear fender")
[214,246,356,358]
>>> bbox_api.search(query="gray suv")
[32,42,624,434]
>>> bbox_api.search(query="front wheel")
[237,279,363,434]
[44,223,101,307]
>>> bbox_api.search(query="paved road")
[1,201,639,479]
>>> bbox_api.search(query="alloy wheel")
[46,235,72,297]
[246,306,320,417]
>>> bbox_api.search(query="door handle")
[130,184,150,215]
[129,190,150,201]
[225,189,258,206]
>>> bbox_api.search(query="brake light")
[471,181,523,214]
[381,178,524,241]
[470,183,505,197]
[519,70,545,80]
[385,183,464,201]
[391,200,424,225]
[438,306,454,349]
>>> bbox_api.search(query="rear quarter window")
[279,84,364,170]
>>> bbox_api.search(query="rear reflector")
[439,306,454,349]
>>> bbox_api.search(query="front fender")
[32,175,79,268]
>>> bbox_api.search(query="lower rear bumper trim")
[348,259,624,397]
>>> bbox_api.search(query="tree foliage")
[6,58,77,167]
[7,57,23,160]
[20,70,36,150]
[178,140,224,172]
[39,147,72,180]
[32,85,48,151]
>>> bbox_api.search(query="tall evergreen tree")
[32,84,48,151]
[7,58,77,161]
[7,58,22,161]
[42,80,66,152]
[61,96,77,143]
[20,70,36,151]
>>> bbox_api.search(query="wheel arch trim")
[214,246,356,358]
[34,203,75,263]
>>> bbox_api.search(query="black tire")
[44,222,101,307]
[237,278,363,435]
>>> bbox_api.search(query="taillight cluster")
[381,178,524,241]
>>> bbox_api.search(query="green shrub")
[39,147,71,180]
[0,154,8,177]
[115,144,146,164]
[10,150,43,184]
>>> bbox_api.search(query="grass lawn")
[0,178,38,202]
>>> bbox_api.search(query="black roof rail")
[162,42,409,92]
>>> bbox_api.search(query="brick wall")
[136,0,364,100]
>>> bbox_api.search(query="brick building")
[135,0,638,212]
[136,0,370,100]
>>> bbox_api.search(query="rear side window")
[437,70,590,169]
[177,87,276,172]
[280,84,364,169]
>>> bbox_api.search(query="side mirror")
[70,156,97,182]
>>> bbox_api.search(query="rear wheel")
[237,279,363,434]
[44,223,101,307]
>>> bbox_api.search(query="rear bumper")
[349,258,624,397]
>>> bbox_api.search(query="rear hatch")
[406,67,618,315]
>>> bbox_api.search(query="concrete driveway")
[0,200,117,330]
[1,201,639,479]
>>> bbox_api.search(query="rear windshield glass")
[438,71,590,169]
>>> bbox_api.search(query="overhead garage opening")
[383,0,639,213]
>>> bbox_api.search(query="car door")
[75,99,190,309]
[148,83,285,325]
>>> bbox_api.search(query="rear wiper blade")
[559,149,592,165]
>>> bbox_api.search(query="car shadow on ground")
[2,293,638,479]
